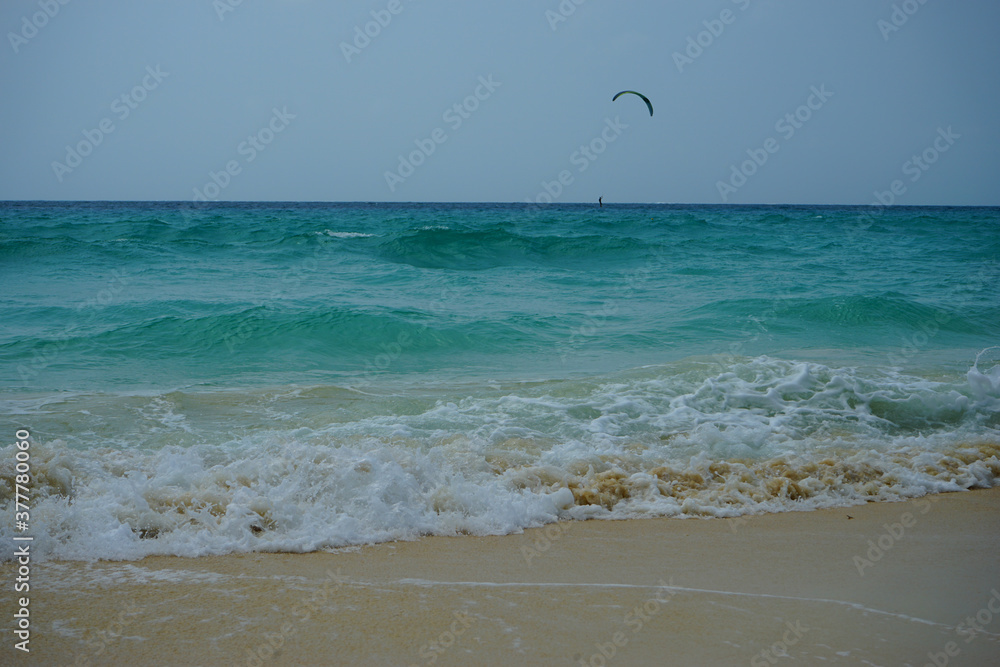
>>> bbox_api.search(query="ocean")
[1,201,998,561]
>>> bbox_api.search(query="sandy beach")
[3,488,999,666]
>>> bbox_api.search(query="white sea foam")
[319,230,375,238]
[2,357,998,561]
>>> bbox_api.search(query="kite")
[612,90,653,117]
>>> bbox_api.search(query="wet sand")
[3,488,1000,666]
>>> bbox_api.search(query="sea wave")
[2,356,997,561]
[377,226,656,270]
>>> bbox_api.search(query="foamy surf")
[2,356,998,562]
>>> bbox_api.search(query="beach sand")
[4,488,1000,666]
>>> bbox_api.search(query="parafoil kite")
[612,90,653,117]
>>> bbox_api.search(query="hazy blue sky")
[1,1,997,204]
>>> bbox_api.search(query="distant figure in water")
[599,196,603,208]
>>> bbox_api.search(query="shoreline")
[3,488,1000,665]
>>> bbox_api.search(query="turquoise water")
[1,202,998,560]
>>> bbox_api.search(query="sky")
[1,0,998,205]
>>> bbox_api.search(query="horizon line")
[2,200,998,208]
